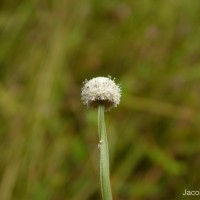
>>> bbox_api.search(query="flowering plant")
[81,76,121,200]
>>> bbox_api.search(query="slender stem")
[98,105,113,200]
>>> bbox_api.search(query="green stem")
[98,105,113,200]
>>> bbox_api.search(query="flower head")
[81,76,121,111]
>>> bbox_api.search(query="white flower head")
[81,76,121,111]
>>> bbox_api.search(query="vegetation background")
[0,0,200,199]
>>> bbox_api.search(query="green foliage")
[0,0,200,199]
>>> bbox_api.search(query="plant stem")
[98,105,113,200]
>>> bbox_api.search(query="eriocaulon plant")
[81,76,121,200]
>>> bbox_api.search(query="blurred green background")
[1,0,200,199]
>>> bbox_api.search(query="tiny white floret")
[81,76,121,111]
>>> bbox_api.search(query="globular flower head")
[81,76,121,111]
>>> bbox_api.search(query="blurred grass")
[1,0,200,200]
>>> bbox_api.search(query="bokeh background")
[1,0,200,200]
